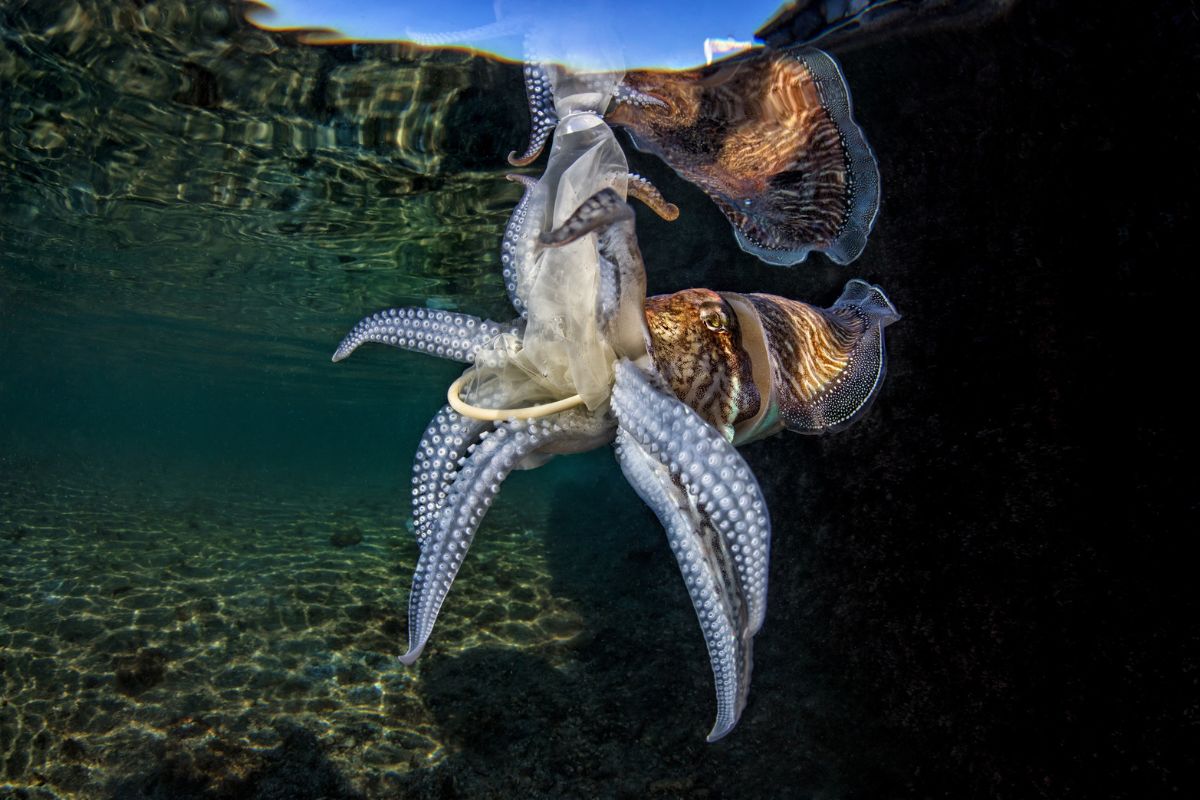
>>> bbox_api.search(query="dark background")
[615,1,1197,796]
[732,2,1196,796]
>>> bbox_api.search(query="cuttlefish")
[331,50,894,740]
[511,46,880,266]
[333,191,898,740]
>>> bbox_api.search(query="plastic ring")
[447,374,585,421]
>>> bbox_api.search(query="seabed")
[2,455,724,797]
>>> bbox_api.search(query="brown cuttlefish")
[333,188,899,742]
[511,47,881,266]
[643,279,896,444]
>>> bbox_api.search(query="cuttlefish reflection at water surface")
[512,46,880,266]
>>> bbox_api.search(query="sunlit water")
[0,2,825,796]
[4,1,1186,799]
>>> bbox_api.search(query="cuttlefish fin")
[331,308,522,364]
[746,279,899,434]
[508,62,558,166]
[611,359,772,741]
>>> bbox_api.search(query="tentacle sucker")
[331,308,521,364]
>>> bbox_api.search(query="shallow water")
[0,2,800,795]
[1,1,1191,799]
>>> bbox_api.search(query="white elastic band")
[447,374,585,421]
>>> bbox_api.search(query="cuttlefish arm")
[509,63,671,169]
[400,408,610,664]
[508,61,558,166]
[611,359,772,741]
[409,405,492,551]
[333,309,523,552]
[502,172,675,320]
[331,308,522,364]
[627,172,680,221]
[502,174,540,318]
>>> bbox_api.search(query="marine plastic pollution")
[332,7,898,741]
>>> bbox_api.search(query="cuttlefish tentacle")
[400,409,608,664]
[508,62,558,167]
[410,405,492,550]
[502,174,540,318]
[611,359,771,740]
[331,308,522,364]
[627,173,680,221]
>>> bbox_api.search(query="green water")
[1,2,801,796]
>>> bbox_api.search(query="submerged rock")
[114,647,169,695]
[329,526,363,548]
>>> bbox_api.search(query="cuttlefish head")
[643,289,761,442]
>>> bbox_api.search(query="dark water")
[1,1,1192,798]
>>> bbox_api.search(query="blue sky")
[247,0,785,69]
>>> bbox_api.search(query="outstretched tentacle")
[332,308,521,364]
[508,62,558,166]
[410,405,492,551]
[611,359,772,741]
[627,172,680,221]
[401,411,608,664]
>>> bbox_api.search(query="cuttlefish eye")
[700,302,729,332]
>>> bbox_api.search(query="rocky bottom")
[1,454,821,799]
